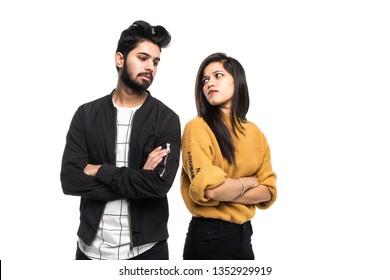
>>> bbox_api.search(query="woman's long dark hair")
[195,53,250,164]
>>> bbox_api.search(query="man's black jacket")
[60,91,181,246]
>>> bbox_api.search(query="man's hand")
[143,146,168,170]
[84,164,101,176]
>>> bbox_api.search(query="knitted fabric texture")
[180,116,277,224]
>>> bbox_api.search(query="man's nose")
[145,59,155,72]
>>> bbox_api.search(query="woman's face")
[202,61,234,115]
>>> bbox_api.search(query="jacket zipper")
[127,109,135,256]
[127,202,134,255]
[160,142,170,177]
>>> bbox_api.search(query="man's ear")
[115,52,124,69]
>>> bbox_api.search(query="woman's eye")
[202,78,209,84]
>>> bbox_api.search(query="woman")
[180,53,277,260]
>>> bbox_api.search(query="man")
[60,20,181,260]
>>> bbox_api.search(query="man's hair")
[115,20,171,71]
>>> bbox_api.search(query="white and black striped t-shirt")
[78,102,156,259]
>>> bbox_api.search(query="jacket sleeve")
[181,122,226,206]
[95,110,181,199]
[60,106,123,201]
[255,133,277,209]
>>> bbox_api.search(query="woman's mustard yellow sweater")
[180,116,277,225]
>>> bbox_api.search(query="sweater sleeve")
[255,134,277,209]
[181,121,227,206]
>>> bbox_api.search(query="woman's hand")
[205,175,259,201]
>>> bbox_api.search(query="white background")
[1,0,389,279]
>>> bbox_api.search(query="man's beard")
[120,64,153,92]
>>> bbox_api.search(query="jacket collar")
[105,89,153,109]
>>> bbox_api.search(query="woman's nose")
[207,77,215,87]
